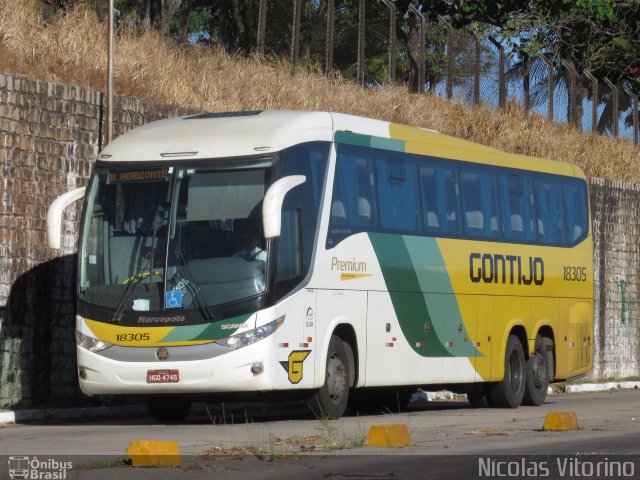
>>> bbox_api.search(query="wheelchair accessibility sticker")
[165,290,183,309]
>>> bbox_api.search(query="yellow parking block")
[543,411,579,431]
[367,424,411,448]
[127,440,182,467]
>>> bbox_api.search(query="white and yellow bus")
[47,111,593,421]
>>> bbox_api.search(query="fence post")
[106,0,114,144]
[540,55,555,122]
[325,0,334,76]
[584,70,599,133]
[357,0,365,85]
[623,87,639,146]
[98,91,104,152]
[409,5,425,93]
[562,60,579,128]
[604,78,619,138]
[488,36,505,108]
[290,0,302,72]
[472,37,480,105]
[257,0,267,55]
[381,0,396,83]
[521,51,530,112]
[446,26,454,99]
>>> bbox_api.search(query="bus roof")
[97,110,582,178]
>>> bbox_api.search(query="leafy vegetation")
[0,0,638,182]
[40,1,640,96]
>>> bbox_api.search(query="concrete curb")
[412,381,640,403]
[563,381,640,393]
[0,405,147,424]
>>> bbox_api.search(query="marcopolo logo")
[8,456,73,480]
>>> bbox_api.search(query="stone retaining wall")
[0,72,638,406]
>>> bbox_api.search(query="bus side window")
[418,164,440,232]
[377,155,417,231]
[535,176,564,245]
[327,146,376,247]
[442,166,461,234]
[499,173,535,242]
[331,149,372,227]
[278,141,329,277]
[460,167,499,239]
[563,179,588,244]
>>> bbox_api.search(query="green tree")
[408,0,639,94]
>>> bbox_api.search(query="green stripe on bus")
[158,323,210,342]
[370,137,406,152]
[369,233,451,357]
[369,233,481,358]
[334,131,406,153]
[158,313,254,343]
[403,236,480,357]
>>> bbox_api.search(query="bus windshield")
[78,161,272,313]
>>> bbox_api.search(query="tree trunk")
[403,12,421,92]
[160,0,183,35]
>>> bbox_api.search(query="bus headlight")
[76,331,113,353]
[216,317,284,350]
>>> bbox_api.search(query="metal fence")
[252,0,638,146]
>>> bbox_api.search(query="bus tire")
[489,334,526,408]
[544,337,555,383]
[307,335,351,420]
[148,398,192,423]
[523,335,551,406]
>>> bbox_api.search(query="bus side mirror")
[262,175,305,239]
[47,187,86,249]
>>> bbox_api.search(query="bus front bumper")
[76,340,277,395]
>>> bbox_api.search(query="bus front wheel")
[307,335,351,420]
[489,334,526,408]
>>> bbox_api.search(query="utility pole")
[106,0,114,145]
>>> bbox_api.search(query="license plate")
[147,369,179,383]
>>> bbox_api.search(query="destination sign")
[109,168,169,183]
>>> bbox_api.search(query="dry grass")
[1,0,638,181]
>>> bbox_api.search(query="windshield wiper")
[112,254,154,323]
[172,248,214,320]
[112,208,164,323]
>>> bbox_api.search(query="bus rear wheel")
[523,335,551,406]
[489,334,526,408]
[307,335,351,420]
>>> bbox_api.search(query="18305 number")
[563,266,587,282]
[115,333,151,342]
